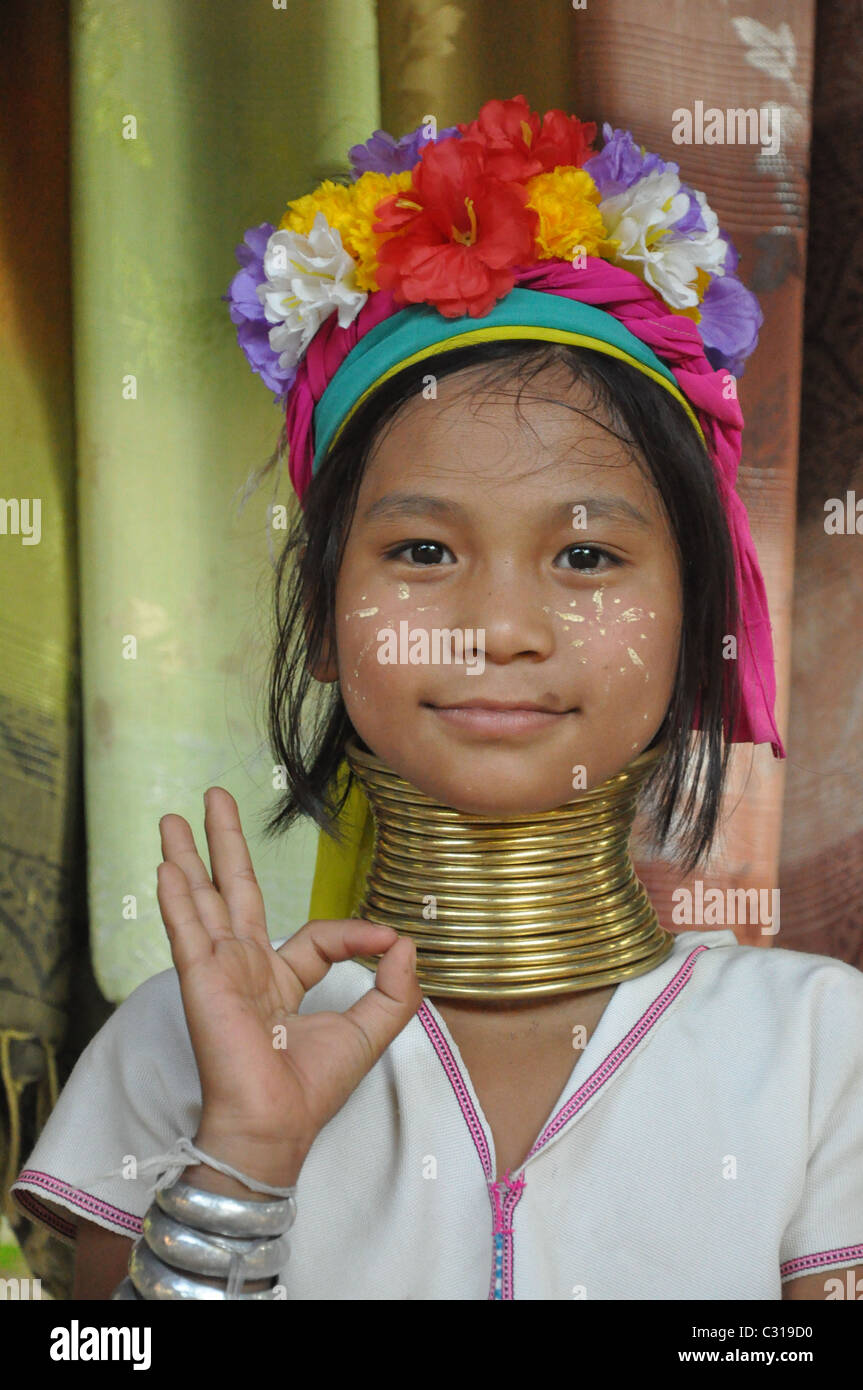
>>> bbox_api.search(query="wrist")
[191,1125,308,1191]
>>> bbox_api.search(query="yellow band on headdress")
[327,324,706,458]
[311,290,707,475]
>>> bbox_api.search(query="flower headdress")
[227,97,761,397]
[224,95,783,759]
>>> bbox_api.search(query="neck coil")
[345,738,675,999]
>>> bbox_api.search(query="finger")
[203,788,269,949]
[156,860,217,973]
[342,935,423,1065]
[159,813,232,941]
[275,918,407,999]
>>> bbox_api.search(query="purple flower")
[585,125,711,238]
[720,238,740,277]
[583,123,674,196]
[673,195,760,372]
[226,262,267,325]
[236,319,297,398]
[696,236,761,376]
[698,267,763,377]
[673,186,708,236]
[348,124,461,178]
[585,128,760,372]
[234,222,273,272]
[224,222,274,326]
[223,222,297,401]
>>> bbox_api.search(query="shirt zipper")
[488,1168,527,1300]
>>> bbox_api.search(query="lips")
[430,700,566,714]
[425,700,572,737]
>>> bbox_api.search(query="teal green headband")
[312,289,705,472]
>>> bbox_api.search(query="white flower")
[598,170,728,309]
[256,213,367,370]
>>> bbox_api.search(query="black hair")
[256,340,742,875]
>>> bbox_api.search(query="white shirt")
[12,928,863,1300]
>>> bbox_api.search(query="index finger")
[275,918,406,997]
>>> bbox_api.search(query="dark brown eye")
[387,540,454,565]
[555,545,621,573]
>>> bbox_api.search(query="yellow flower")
[525,168,607,262]
[349,170,413,291]
[279,171,413,293]
[280,180,354,240]
[670,267,711,322]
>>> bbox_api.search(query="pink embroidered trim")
[12,1171,143,1239]
[526,945,708,1158]
[781,1244,863,1279]
[417,1004,494,1179]
[419,944,707,1300]
[12,1187,76,1241]
[417,1005,527,1298]
[488,1171,527,1300]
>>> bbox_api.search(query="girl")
[12,98,863,1301]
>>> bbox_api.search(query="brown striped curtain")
[2,0,859,1301]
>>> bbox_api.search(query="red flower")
[456,94,597,179]
[373,137,538,318]
[456,94,544,181]
[533,108,597,172]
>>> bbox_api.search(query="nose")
[454,558,554,664]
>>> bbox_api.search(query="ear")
[308,636,339,684]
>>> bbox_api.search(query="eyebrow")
[362,493,468,524]
[559,495,652,530]
[361,491,652,530]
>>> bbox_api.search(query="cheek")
[334,572,438,705]
[564,589,679,711]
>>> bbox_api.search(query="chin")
[419,776,573,819]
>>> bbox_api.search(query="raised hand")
[157,786,423,1178]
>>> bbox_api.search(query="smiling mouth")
[424,700,574,736]
[431,700,566,713]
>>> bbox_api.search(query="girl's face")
[315,367,683,816]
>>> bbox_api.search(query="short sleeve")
[11,963,203,1246]
[780,959,863,1285]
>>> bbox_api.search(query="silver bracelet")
[104,1134,301,1205]
[108,1136,299,1300]
[143,1203,291,1281]
[111,1277,142,1301]
[156,1177,296,1239]
[127,1238,283,1300]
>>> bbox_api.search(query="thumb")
[342,935,422,1067]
